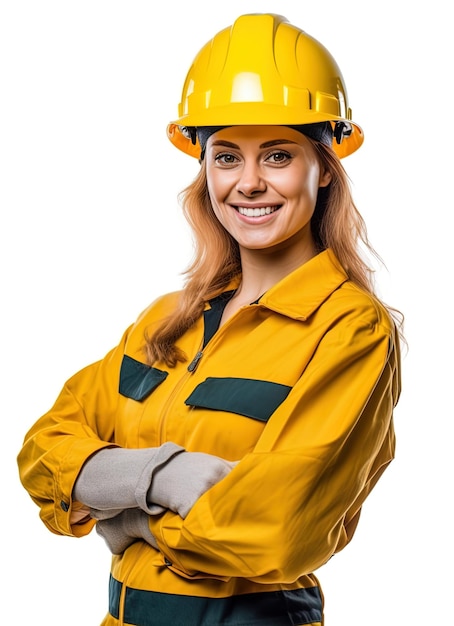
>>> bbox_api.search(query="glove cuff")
[135,442,185,514]
[74,442,185,512]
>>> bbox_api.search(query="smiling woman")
[17,12,403,626]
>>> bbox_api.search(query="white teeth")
[238,206,278,217]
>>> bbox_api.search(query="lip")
[230,202,282,209]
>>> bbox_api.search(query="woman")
[17,13,402,626]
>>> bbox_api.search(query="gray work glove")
[95,508,158,555]
[148,451,237,519]
[73,442,185,514]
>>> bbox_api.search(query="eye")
[265,150,292,165]
[214,152,240,166]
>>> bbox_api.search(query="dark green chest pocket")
[119,355,168,401]
[185,377,292,422]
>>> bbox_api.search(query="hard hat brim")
[167,119,364,159]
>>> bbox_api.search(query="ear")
[319,169,332,188]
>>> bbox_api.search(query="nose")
[235,161,266,197]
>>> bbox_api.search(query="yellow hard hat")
[167,13,363,159]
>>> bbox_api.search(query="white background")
[1,0,452,623]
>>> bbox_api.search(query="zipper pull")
[187,351,203,372]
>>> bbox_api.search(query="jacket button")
[60,500,69,512]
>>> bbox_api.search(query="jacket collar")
[257,249,348,321]
[207,249,348,321]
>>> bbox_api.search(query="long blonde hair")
[145,141,403,367]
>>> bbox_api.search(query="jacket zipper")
[187,304,259,374]
[187,350,203,372]
[156,335,205,442]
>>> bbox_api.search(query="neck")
[237,240,318,302]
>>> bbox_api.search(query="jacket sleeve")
[16,326,132,538]
[149,306,401,584]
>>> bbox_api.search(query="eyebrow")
[211,139,298,149]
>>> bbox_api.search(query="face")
[205,125,332,261]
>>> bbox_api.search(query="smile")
[236,206,280,217]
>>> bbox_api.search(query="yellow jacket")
[18,249,401,626]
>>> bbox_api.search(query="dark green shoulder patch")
[119,355,168,401]
[185,377,291,422]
